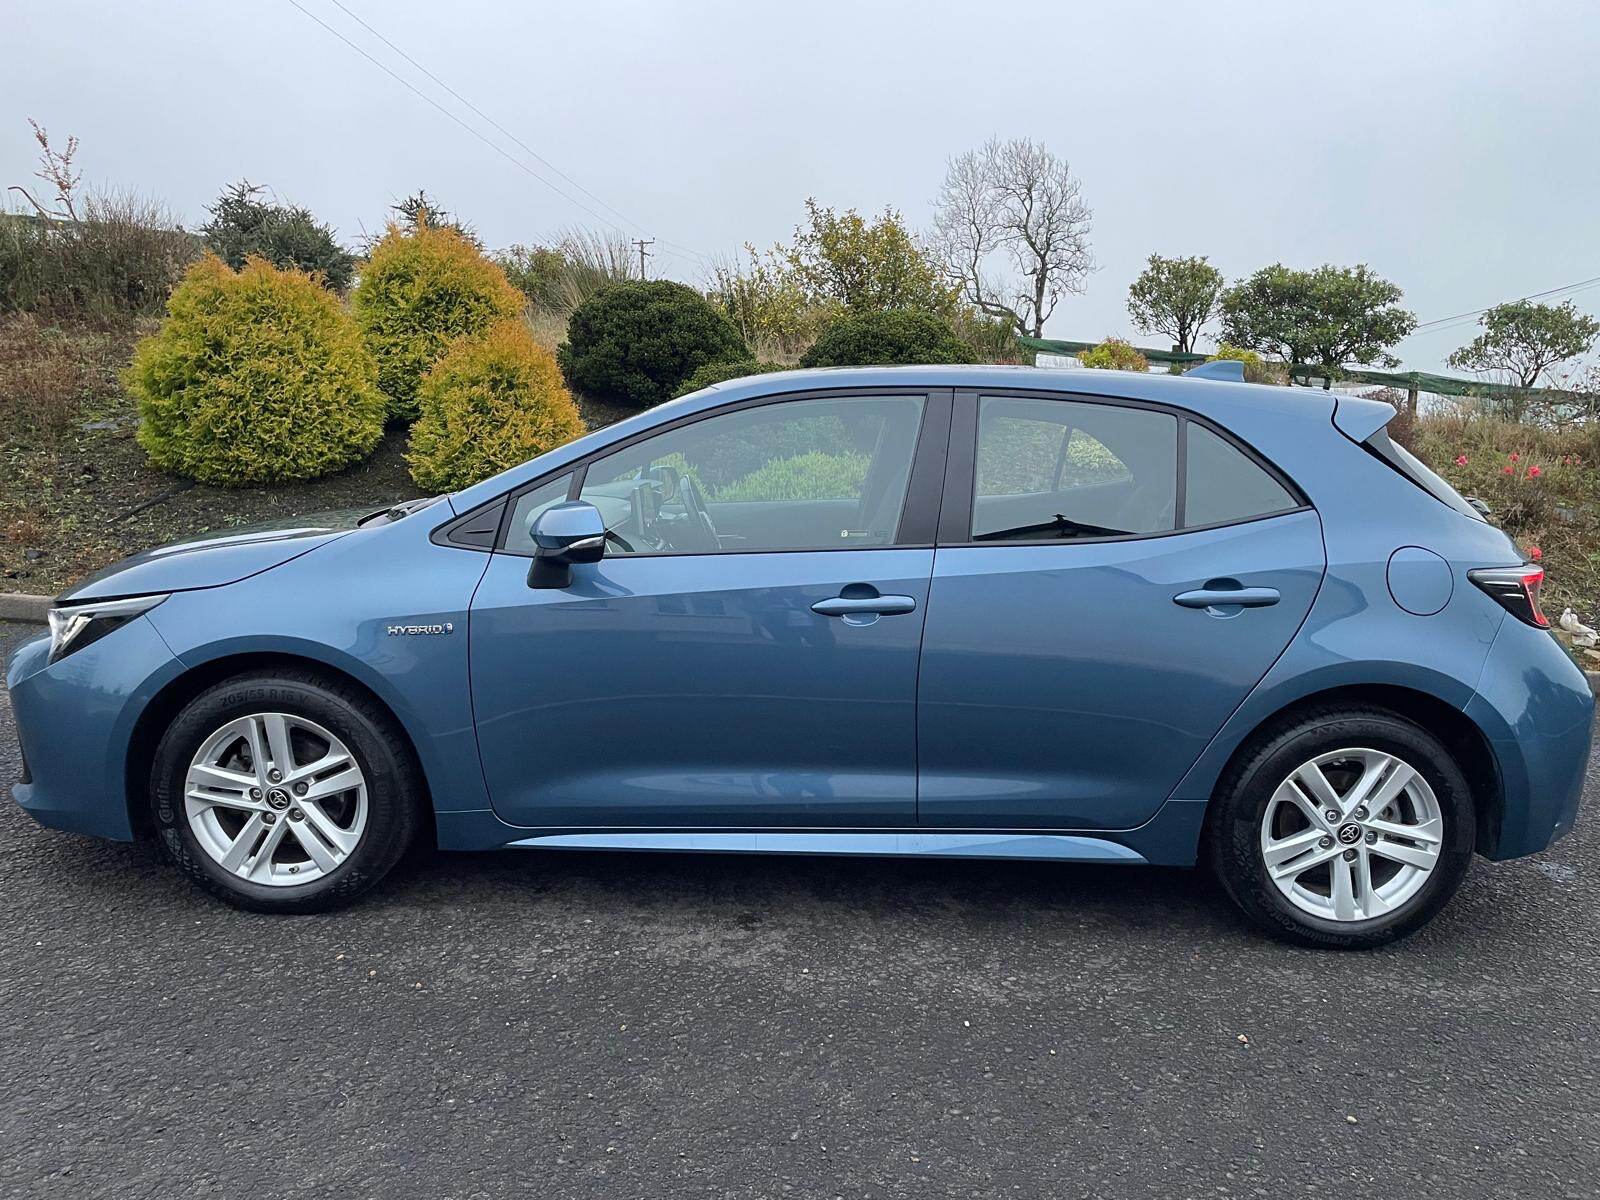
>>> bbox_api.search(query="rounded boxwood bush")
[126,254,385,486]
[352,223,524,421]
[798,309,974,368]
[672,357,788,398]
[406,321,585,492]
[558,280,746,409]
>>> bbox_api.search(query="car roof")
[703,364,1307,411]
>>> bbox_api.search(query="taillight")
[1469,564,1551,628]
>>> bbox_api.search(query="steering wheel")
[675,474,720,551]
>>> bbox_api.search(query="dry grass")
[1405,403,1600,619]
[0,312,135,438]
[1,190,199,321]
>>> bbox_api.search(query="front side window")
[574,395,926,555]
[971,397,1177,541]
[503,474,575,554]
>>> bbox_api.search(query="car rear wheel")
[149,669,423,913]
[1206,706,1476,948]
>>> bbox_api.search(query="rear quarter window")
[1183,424,1297,527]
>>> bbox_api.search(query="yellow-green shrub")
[352,223,524,420]
[407,321,585,491]
[1078,337,1148,372]
[126,255,384,486]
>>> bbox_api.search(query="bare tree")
[9,119,82,220]
[932,138,1093,338]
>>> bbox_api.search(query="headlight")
[47,594,169,663]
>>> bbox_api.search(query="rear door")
[916,390,1326,830]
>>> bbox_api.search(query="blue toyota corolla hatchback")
[7,365,1591,946]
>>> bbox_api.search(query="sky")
[7,0,1598,373]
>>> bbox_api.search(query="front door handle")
[1173,586,1280,609]
[811,595,918,618]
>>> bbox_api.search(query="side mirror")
[527,501,606,589]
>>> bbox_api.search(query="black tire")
[1205,705,1475,949]
[149,669,424,913]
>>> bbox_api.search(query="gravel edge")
[0,593,51,623]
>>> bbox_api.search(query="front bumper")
[7,615,183,840]
[1466,616,1595,859]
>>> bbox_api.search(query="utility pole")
[632,238,654,279]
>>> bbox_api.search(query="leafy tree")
[201,181,355,291]
[1078,337,1148,372]
[407,320,585,491]
[706,244,824,359]
[932,137,1094,337]
[1126,254,1223,353]
[798,310,973,368]
[558,280,746,408]
[1220,263,1415,386]
[127,255,384,485]
[494,243,567,310]
[782,199,957,317]
[1447,299,1600,389]
[352,223,525,420]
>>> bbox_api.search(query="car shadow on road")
[398,842,1247,937]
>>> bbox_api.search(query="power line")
[285,0,709,267]
[1412,274,1600,332]
[324,1,640,240]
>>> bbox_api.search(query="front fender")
[145,519,493,815]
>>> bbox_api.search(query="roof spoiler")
[1332,392,1396,443]
[1183,359,1244,382]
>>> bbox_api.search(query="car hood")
[57,506,383,604]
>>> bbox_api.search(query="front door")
[916,392,1326,830]
[470,390,948,829]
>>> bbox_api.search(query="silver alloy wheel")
[1259,747,1443,922]
[183,712,368,886]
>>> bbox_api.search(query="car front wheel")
[1207,706,1476,948]
[149,669,423,913]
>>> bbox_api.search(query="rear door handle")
[1173,587,1280,609]
[812,595,918,618]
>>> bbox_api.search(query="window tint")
[1183,424,1295,527]
[575,395,926,555]
[503,474,574,554]
[971,397,1176,541]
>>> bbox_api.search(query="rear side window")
[1183,424,1297,527]
[1366,428,1485,521]
[972,397,1177,541]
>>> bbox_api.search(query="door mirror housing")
[527,501,606,589]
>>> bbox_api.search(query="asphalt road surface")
[2,618,1597,1199]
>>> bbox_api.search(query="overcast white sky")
[8,0,1598,371]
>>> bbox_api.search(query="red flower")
[1455,455,1469,466]
[1529,546,1543,561]
[1503,466,1514,474]
[1528,465,1543,478]
[1510,452,1521,462]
